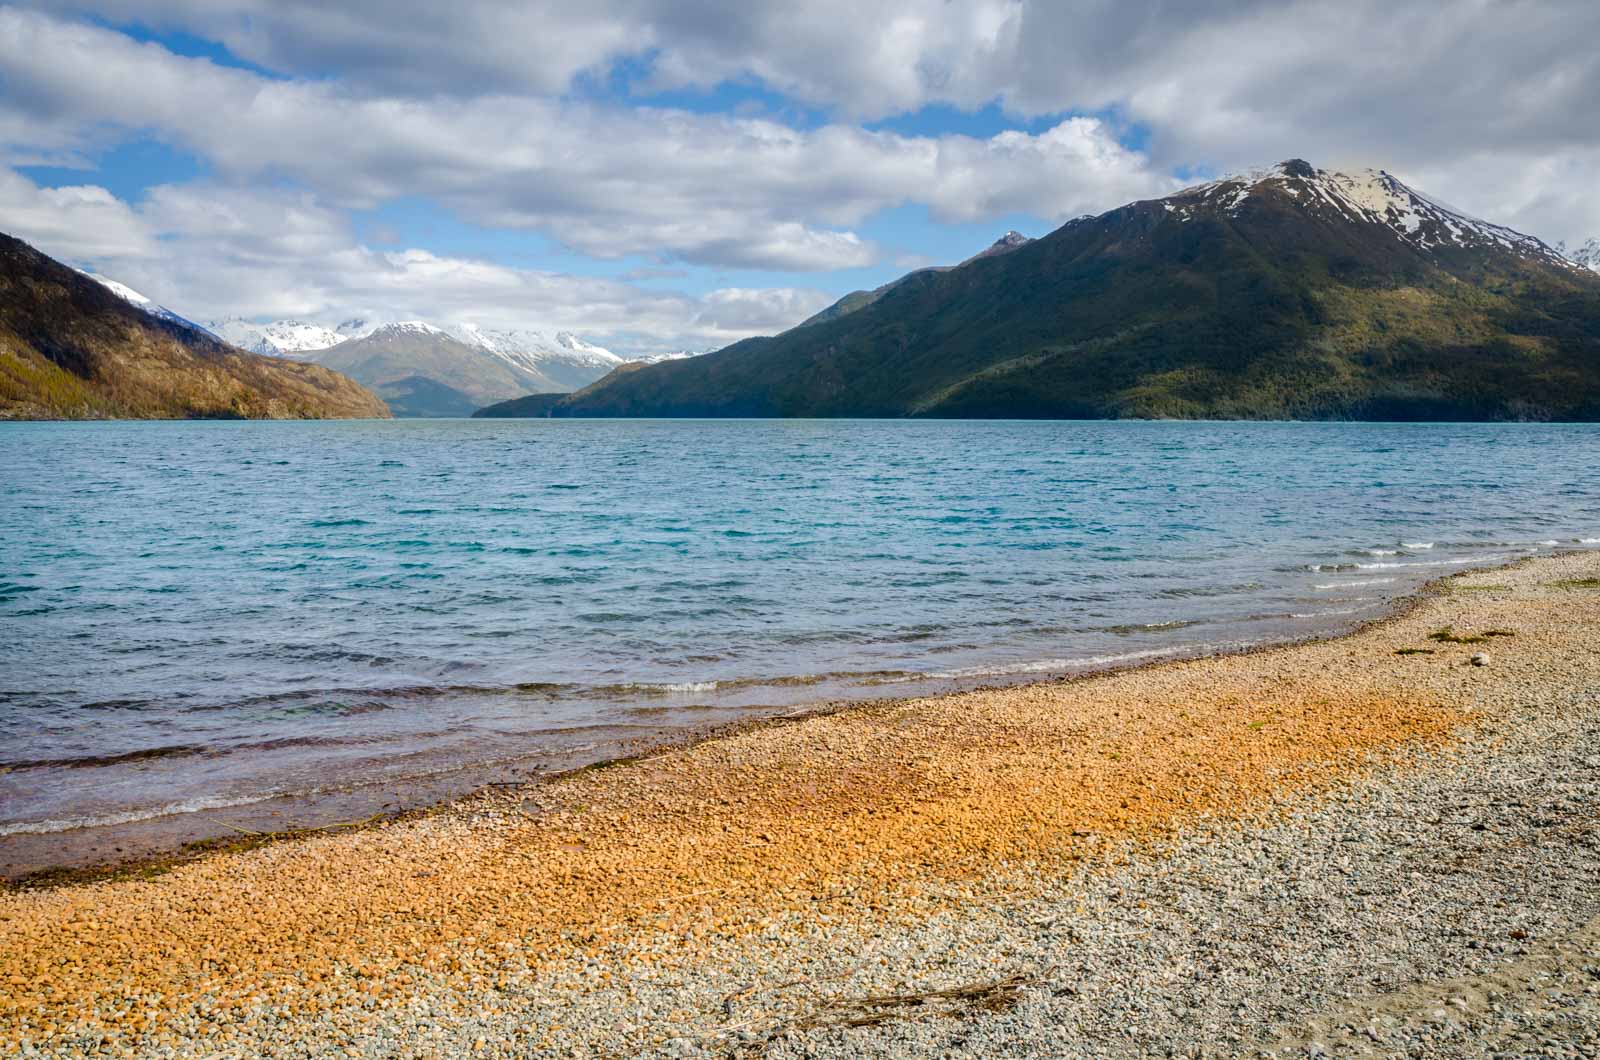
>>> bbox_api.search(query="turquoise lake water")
[2,419,1597,865]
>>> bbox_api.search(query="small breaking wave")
[0,793,276,836]
[928,646,1184,680]
[630,680,719,694]
[1289,606,1366,618]
[1355,553,1512,570]
[1316,577,1398,589]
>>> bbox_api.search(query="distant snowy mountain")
[206,316,624,390]
[71,268,694,385]
[78,271,220,340]
[335,318,378,340]
[383,320,451,338]
[301,323,569,417]
[630,349,709,363]
[445,323,625,390]
[209,318,349,358]
[1561,237,1600,273]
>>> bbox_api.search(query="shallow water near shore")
[2,419,1597,873]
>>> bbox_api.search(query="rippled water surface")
[2,419,1597,859]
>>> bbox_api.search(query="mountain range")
[209,317,371,357]
[8,160,1600,422]
[0,234,389,420]
[81,287,639,417]
[535,161,1600,421]
[210,315,626,384]
[302,323,632,415]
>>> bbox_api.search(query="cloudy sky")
[2,1,1597,354]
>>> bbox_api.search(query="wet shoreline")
[2,584,1425,884]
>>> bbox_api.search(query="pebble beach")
[4,551,1598,1057]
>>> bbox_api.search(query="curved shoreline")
[3,550,1598,1056]
[1,552,1463,889]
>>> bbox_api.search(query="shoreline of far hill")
[3,551,1599,1056]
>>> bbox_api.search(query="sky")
[2,1,1597,356]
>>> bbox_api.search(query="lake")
[2,419,1597,872]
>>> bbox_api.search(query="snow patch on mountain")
[90,275,671,382]
[204,312,626,389]
[335,319,378,340]
[1558,237,1600,273]
[441,324,625,390]
[961,230,1034,265]
[84,272,149,306]
[449,323,622,370]
[209,318,348,358]
[383,320,450,337]
[629,349,707,363]
[80,271,219,339]
[1169,160,1573,268]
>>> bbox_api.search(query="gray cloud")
[7,0,1598,363]
[0,166,153,258]
[0,9,1173,271]
[26,0,1599,243]
[0,168,833,354]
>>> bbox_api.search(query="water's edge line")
[0,551,1553,888]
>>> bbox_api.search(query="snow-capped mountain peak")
[381,320,449,337]
[1167,159,1572,267]
[450,323,621,363]
[440,322,625,388]
[960,229,1034,265]
[208,318,349,358]
[67,269,638,383]
[554,331,624,362]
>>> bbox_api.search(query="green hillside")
[552,162,1600,421]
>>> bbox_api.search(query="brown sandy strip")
[0,556,1581,1051]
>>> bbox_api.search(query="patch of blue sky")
[640,203,1058,299]
[86,19,290,79]
[866,101,1060,140]
[351,196,1060,302]
[351,198,718,290]
[18,140,208,202]
[869,103,1153,154]
[855,202,1050,269]
[570,54,832,128]
[352,198,568,264]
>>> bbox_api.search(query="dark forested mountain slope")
[553,161,1600,421]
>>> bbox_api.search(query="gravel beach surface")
[3,552,1598,1057]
